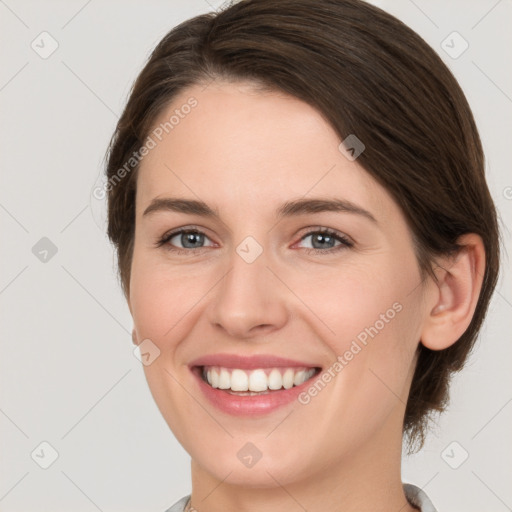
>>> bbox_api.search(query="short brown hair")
[104,0,501,450]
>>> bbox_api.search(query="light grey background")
[0,1,511,511]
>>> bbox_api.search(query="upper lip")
[189,353,321,370]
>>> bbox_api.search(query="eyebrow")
[142,197,378,223]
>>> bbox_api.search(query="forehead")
[136,80,393,220]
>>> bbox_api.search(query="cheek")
[129,250,212,341]
[290,260,408,347]
[295,257,421,405]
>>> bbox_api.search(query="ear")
[126,289,133,316]
[126,293,138,345]
[132,328,139,346]
[420,233,486,351]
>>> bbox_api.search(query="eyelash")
[155,226,354,256]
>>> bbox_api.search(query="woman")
[103,0,500,510]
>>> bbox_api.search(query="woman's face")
[129,80,432,486]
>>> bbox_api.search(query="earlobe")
[421,233,486,351]
[132,328,139,346]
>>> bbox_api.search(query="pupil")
[183,232,203,248]
[313,233,334,249]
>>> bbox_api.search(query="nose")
[207,246,289,340]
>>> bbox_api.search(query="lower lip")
[191,367,320,416]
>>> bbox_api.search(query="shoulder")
[163,494,190,512]
[403,483,438,512]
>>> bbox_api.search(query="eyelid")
[293,226,354,252]
[156,225,353,254]
[295,225,353,244]
[155,225,216,249]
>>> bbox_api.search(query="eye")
[295,228,353,254]
[156,227,215,254]
[155,226,353,256]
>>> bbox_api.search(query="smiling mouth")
[195,365,322,395]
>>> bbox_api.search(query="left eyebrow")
[276,198,378,224]
[142,196,378,224]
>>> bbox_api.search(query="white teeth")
[210,368,219,388]
[203,366,317,392]
[282,368,294,389]
[293,370,306,386]
[248,369,268,392]
[268,368,283,390]
[230,369,249,391]
[218,368,230,389]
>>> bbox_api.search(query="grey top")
[164,483,437,511]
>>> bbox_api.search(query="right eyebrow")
[143,198,220,218]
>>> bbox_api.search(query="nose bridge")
[227,237,268,296]
[208,234,288,338]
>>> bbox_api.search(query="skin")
[127,80,485,512]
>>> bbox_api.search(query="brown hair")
[104,0,501,450]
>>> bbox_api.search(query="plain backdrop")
[0,1,511,511]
